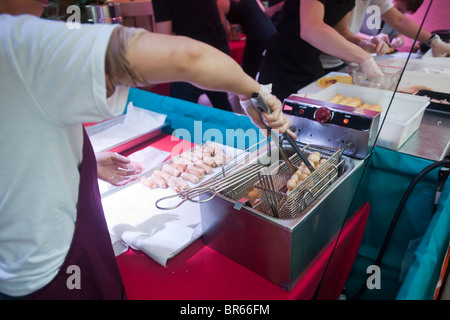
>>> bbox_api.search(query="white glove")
[359,57,384,79]
[239,84,295,138]
[360,36,389,56]
[430,36,450,57]
[390,35,405,48]
[239,84,273,130]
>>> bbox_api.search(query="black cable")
[352,159,450,300]
[315,0,436,300]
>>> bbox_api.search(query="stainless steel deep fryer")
[199,95,381,291]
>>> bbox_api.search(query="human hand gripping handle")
[239,84,296,140]
[250,92,316,173]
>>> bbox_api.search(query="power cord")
[352,158,450,300]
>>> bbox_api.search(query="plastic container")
[310,83,430,150]
[351,64,402,91]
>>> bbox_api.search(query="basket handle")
[301,163,340,208]
[155,187,218,210]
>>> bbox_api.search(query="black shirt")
[258,0,355,100]
[152,0,230,54]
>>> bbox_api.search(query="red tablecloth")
[115,134,370,300]
[229,39,246,65]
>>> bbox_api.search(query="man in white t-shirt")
[0,0,293,299]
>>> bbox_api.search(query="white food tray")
[310,83,430,150]
[100,141,242,265]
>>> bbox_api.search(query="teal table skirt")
[126,88,264,150]
[126,88,450,300]
[345,147,450,300]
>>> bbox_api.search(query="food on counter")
[368,104,382,112]
[405,85,434,91]
[328,94,383,112]
[140,143,232,192]
[418,67,450,75]
[185,164,205,179]
[162,164,182,177]
[397,87,419,95]
[317,75,353,88]
[286,151,325,193]
[328,94,345,104]
[149,170,168,189]
[180,172,200,184]
[430,98,450,105]
[140,176,157,189]
[195,161,213,174]
[386,45,396,54]
[359,103,371,109]
[419,95,450,105]
[166,176,189,193]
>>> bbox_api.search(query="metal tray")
[416,90,450,114]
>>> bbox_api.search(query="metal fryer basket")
[254,144,346,219]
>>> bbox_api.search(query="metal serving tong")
[250,92,315,174]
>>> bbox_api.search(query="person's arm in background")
[265,1,284,19]
[216,0,231,39]
[125,30,294,135]
[155,20,173,35]
[381,6,450,56]
[334,12,389,55]
[382,6,430,43]
[299,0,383,77]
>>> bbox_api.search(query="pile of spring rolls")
[140,143,232,193]
[328,94,383,112]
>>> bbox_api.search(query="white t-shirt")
[0,14,124,297]
[320,0,394,69]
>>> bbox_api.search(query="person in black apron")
[258,0,384,101]
[27,130,127,300]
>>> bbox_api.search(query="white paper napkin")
[89,102,167,152]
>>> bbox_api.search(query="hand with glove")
[359,35,390,56]
[390,35,405,48]
[359,57,384,80]
[430,35,450,57]
[239,84,297,139]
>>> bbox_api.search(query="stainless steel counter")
[390,109,450,161]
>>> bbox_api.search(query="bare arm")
[333,12,362,45]
[124,31,292,134]
[334,12,389,55]
[155,20,173,35]
[299,0,371,64]
[216,0,231,39]
[266,1,284,18]
[381,7,431,43]
[126,32,259,100]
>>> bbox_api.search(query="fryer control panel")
[282,95,380,159]
[283,101,375,131]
